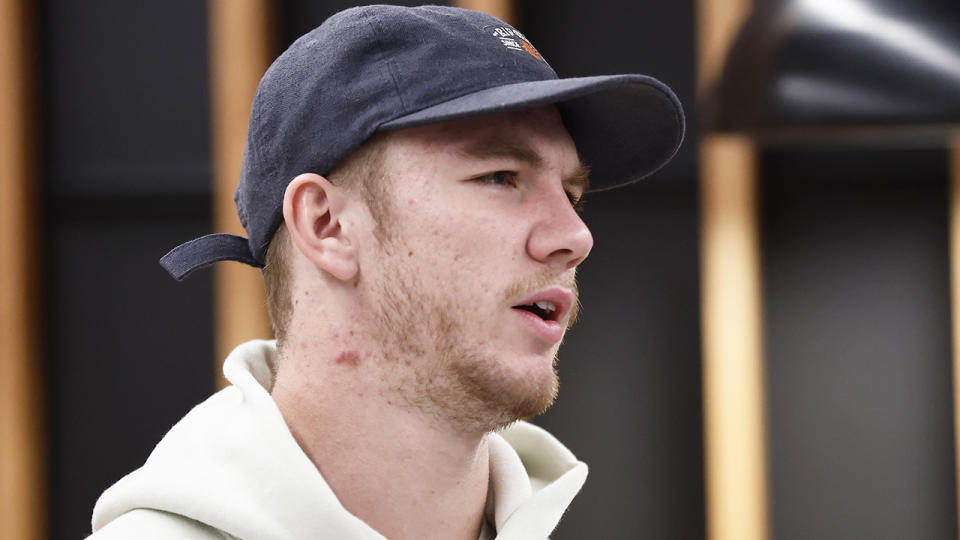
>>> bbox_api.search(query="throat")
[273,365,491,540]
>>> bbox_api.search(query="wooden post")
[696,1,769,539]
[208,0,274,387]
[699,135,769,540]
[0,0,45,538]
[452,0,515,25]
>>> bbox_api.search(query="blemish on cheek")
[408,199,415,205]
[349,330,354,337]
[453,254,461,261]
[334,350,360,367]
[404,360,412,367]
[408,250,413,257]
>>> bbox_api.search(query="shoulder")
[88,509,232,540]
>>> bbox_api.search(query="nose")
[526,188,594,269]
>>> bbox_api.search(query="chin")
[507,367,560,421]
[447,350,560,433]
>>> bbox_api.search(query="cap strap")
[159,233,263,281]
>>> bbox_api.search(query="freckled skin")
[347,106,591,434]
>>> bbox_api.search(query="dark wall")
[41,1,214,539]
[762,146,957,539]
[281,0,438,49]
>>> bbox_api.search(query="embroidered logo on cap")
[489,26,543,60]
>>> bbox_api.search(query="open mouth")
[513,300,558,322]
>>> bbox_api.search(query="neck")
[271,340,490,540]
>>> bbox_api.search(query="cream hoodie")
[90,340,587,539]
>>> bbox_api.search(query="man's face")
[357,105,593,433]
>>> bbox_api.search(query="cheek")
[403,196,524,276]
[437,215,515,261]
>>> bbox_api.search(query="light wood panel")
[208,0,274,387]
[699,135,769,540]
[0,0,44,538]
[452,0,515,25]
[695,0,752,98]
[696,1,769,539]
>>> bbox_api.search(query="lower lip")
[512,308,564,343]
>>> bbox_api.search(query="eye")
[474,171,518,188]
[567,191,586,213]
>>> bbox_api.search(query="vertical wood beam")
[696,0,753,99]
[0,0,44,538]
[949,133,960,540]
[452,0,515,25]
[699,135,769,540]
[208,0,274,387]
[697,1,769,540]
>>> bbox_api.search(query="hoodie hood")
[91,340,587,539]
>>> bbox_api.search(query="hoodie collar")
[93,340,586,539]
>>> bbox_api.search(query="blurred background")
[2,0,959,539]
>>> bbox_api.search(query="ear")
[282,173,358,281]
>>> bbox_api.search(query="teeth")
[535,301,556,313]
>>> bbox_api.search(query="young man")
[90,5,683,539]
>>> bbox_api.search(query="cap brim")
[378,74,685,191]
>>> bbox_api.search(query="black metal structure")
[707,0,960,134]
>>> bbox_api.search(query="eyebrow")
[457,136,591,193]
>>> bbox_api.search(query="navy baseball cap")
[161,4,685,280]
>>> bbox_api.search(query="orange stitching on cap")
[520,40,542,60]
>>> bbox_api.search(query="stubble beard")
[371,240,564,435]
